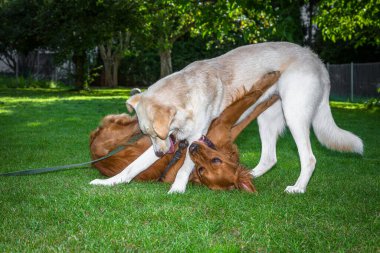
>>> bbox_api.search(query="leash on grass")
[158,140,189,182]
[0,145,127,176]
[0,133,189,178]
[0,132,146,176]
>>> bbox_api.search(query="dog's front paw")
[284,185,306,194]
[90,178,116,186]
[251,168,264,178]
[168,183,186,194]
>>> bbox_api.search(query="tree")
[314,0,380,47]
[194,1,274,47]
[0,0,46,77]
[138,0,198,78]
[139,0,278,78]
[99,31,131,87]
[35,0,138,89]
[95,1,138,87]
[270,0,305,45]
[38,1,106,89]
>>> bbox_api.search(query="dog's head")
[127,93,177,157]
[189,136,256,193]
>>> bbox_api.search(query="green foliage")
[84,65,103,90]
[270,0,304,43]
[315,0,380,47]
[192,1,275,48]
[364,87,380,109]
[140,0,196,50]
[1,0,379,88]
[0,75,66,89]
[0,88,379,251]
[364,98,380,109]
[0,0,45,55]
[121,46,161,86]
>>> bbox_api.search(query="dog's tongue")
[167,135,176,154]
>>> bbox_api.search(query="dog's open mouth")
[168,134,176,154]
[199,135,216,150]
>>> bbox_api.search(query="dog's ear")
[126,93,141,113]
[237,181,256,193]
[235,168,256,193]
[152,105,176,140]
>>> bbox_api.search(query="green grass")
[0,87,379,252]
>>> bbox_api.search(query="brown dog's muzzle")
[189,142,199,154]
[189,135,216,155]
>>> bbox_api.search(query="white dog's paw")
[90,179,117,186]
[168,183,186,194]
[284,185,306,194]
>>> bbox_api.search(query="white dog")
[91,42,363,194]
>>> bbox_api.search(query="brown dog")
[189,72,280,192]
[89,72,280,191]
[90,114,187,183]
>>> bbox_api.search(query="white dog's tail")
[312,99,363,154]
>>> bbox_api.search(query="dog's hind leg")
[283,116,316,194]
[280,74,320,194]
[251,101,285,178]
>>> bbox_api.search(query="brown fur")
[90,114,186,182]
[189,71,281,192]
[89,71,280,191]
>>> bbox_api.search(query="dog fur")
[90,72,280,192]
[189,71,281,192]
[90,42,363,194]
[89,114,187,182]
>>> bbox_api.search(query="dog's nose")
[155,151,164,157]
[189,143,199,153]
[179,139,189,149]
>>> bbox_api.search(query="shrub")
[0,75,66,89]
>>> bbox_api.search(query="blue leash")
[0,145,126,176]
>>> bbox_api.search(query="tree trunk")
[72,50,86,90]
[159,49,172,78]
[306,0,317,47]
[99,31,131,87]
[112,58,120,87]
[99,44,114,87]
[104,59,113,87]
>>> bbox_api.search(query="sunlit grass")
[0,87,379,252]
[330,101,372,110]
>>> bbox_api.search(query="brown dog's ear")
[126,93,141,113]
[152,105,176,140]
[235,168,256,193]
[238,181,256,193]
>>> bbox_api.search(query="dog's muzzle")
[155,134,177,157]
[199,135,216,150]
[189,135,216,155]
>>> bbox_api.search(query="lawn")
[0,87,379,252]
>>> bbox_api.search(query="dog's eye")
[197,167,205,176]
[211,157,222,163]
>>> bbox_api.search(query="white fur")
[90,146,158,186]
[90,42,363,194]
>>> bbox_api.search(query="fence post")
[36,50,40,79]
[15,52,19,81]
[350,62,354,102]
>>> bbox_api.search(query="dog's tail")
[312,97,363,155]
